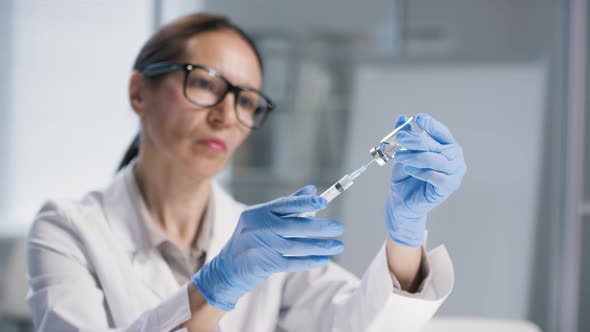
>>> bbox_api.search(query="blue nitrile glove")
[385,113,466,248]
[192,185,344,311]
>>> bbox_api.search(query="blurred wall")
[205,0,400,36]
[4,0,152,226]
[0,0,156,327]
[205,0,555,56]
[0,1,13,221]
[404,0,555,54]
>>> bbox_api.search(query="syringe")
[299,159,375,218]
[298,115,424,218]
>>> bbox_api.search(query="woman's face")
[135,29,261,179]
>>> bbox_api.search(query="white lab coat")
[26,165,454,332]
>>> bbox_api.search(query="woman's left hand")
[384,113,466,248]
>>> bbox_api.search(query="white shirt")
[26,163,455,332]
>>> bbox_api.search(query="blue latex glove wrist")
[192,186,344,311]
[385,113,466,248]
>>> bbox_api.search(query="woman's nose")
[207,92,239,128]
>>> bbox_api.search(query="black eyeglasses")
[142,62,274,129]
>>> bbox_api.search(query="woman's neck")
[133,154,211,250]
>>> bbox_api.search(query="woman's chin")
[183,158,226,180]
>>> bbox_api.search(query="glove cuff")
[191,257,240,311]
[386,212,427,248]
[389,230,425,248]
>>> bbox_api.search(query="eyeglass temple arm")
[142,62,184,77]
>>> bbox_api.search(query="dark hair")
[117,13,263,171]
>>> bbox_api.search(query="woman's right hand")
[191,185,344,311]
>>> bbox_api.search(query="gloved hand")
[192,186,344,311]
[385,113,466,248]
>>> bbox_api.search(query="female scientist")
[26,13,466,332]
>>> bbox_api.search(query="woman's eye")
[190,78,212,90]
[238,96,255,110]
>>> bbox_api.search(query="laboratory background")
[0,0,588,331]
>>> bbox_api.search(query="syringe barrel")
[320,174,353,203]
[298,175,353,218]
[319,184,343,203]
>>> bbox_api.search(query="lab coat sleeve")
[278,241,454,332]
[26,202,191,332]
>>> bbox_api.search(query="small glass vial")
[369,116,424,166]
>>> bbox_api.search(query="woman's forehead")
[182,30,262,89]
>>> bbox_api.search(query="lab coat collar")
[101,161,242,300]
[102,164,146,254]
[124,167,215,258]
[102,160,241,267]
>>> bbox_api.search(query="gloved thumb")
[290,185,317,197]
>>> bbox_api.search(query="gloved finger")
[403,165,459,194]
[394,114,409,128]
[439,144,465,162]
[415,113,456,145]
[391,165,412,184]
[290,185,317,197]
[394,150,464,175]
[396,130,443,153]
[265,195,327,217]
[278,255,330,272]
[272,217,344,237]
[270,237,344,256]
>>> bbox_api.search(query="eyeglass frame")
[141,61,274,129]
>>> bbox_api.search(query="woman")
[26,13,466,332]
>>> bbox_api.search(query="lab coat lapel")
[104,168,244,300]
[130,249,179,300]
[102,166,180,301]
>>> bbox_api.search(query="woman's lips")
[198,138,227,152]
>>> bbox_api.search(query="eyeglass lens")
[185,67,269,128]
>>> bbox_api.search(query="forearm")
[179,283,226,332]
[386,237,423,292]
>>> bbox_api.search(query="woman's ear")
[129,71,146,117]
